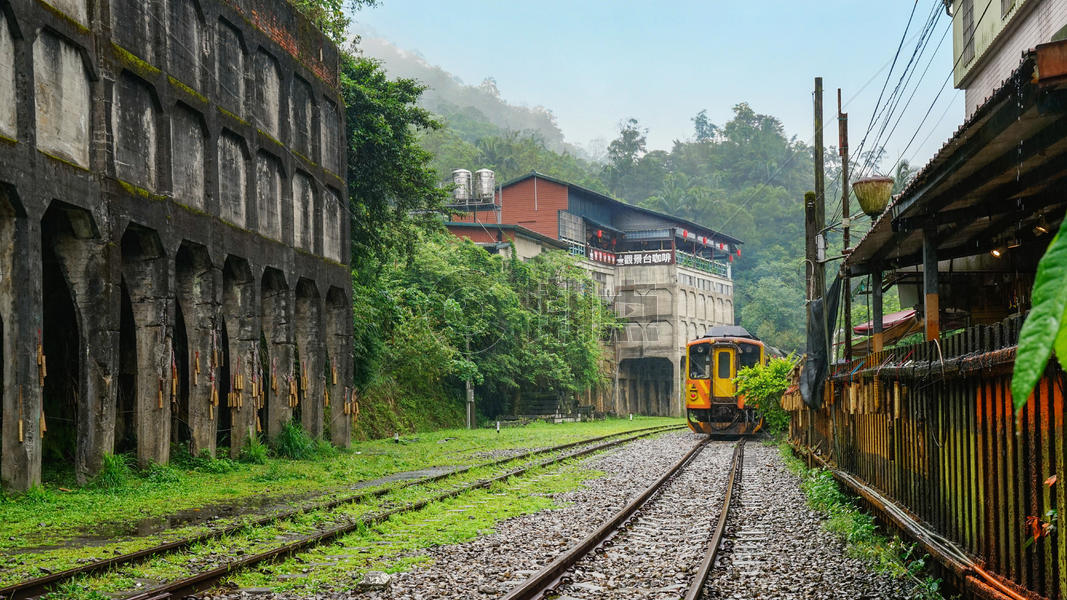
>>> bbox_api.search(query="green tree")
[290,0,379,44]
[341,53,449,276]
[692,109,720,142]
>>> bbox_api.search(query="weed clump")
[172,446,239,474]
[91,454,133,489]
[274,421,317,459]
[314,439,338,458]
[240,428,269,464]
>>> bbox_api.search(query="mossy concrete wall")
[0,0,353,492]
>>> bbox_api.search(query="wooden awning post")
[872,266,884,352]
[922,225,940,341]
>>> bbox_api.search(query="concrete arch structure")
[0,0,350,490]
[174,242,220,457]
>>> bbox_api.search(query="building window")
[962,0,975,65]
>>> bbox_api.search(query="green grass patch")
[0,417,677,587]
[779,443,946,600]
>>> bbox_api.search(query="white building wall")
[955,0,1067,116]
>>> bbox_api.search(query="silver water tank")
[473,169,496,203]
[452,169,472,203]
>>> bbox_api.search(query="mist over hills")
[354,33,594,158]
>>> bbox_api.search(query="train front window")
[738,343,761,369]
[717,352,731,379]
[689,344,710,379]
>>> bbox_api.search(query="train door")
[712,347,735,398]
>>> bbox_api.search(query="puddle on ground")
[5,465,464,556]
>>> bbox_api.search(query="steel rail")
[499,436,714,600]
[1,423,682,600]
[683,439,745,600]
[106,425,681,600]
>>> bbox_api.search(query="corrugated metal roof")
[499,171,744,246]
[845,40,1067,275]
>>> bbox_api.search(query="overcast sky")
[352,0,965,175]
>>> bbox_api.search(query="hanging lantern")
[728,254,733,263]
[682,229,688,239]
[720,243,725,250]
[597,229,603,239]
[736,248,741,257]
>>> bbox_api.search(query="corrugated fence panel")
[790,314,1066,599]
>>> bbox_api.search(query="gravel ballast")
[546,439,735,600]
[210,435,918,599]
[359,431,708,600]
[703,442,911,600]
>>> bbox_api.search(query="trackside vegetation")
[778,443,945,600]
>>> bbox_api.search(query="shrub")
[91,454,133,489]
[735,354,797,435]
[196,453,239,474]
[22,485,50,503]
[274,420,316,459]
[240,427,269,464]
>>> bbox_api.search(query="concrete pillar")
[1,213,43,491]
[121,230,174,468]
[260,273,294,440]
[223,258,259,458]
[175,245,221,458]
[49,218,119,483]
[294,281,324,439]
[325,288,350,447]
[669,356,681,417]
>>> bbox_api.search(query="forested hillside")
[357,38,913,353]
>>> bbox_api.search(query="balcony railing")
[676,250,729,278]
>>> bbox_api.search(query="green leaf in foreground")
[1012,220,1067,410]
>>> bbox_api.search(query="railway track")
[500,437,744,600]
[2,424,682,600]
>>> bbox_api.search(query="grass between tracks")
[1,418,677,591]
[40,453,608,598]
[777,442,947,600]
[227,461,599,594]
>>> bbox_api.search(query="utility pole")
[805,192,818,305]
[812,77,826,300]
[839,89,851,362]
[465,337,473,429]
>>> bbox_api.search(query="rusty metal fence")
[787,314,1067,600]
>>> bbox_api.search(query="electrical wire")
[877,0,996,179]
[855,2,947,178]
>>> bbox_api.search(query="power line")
[886,0,995,176]
[853,0,944,178]
[851,0,924,174]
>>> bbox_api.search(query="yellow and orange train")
[685,325,777,436]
